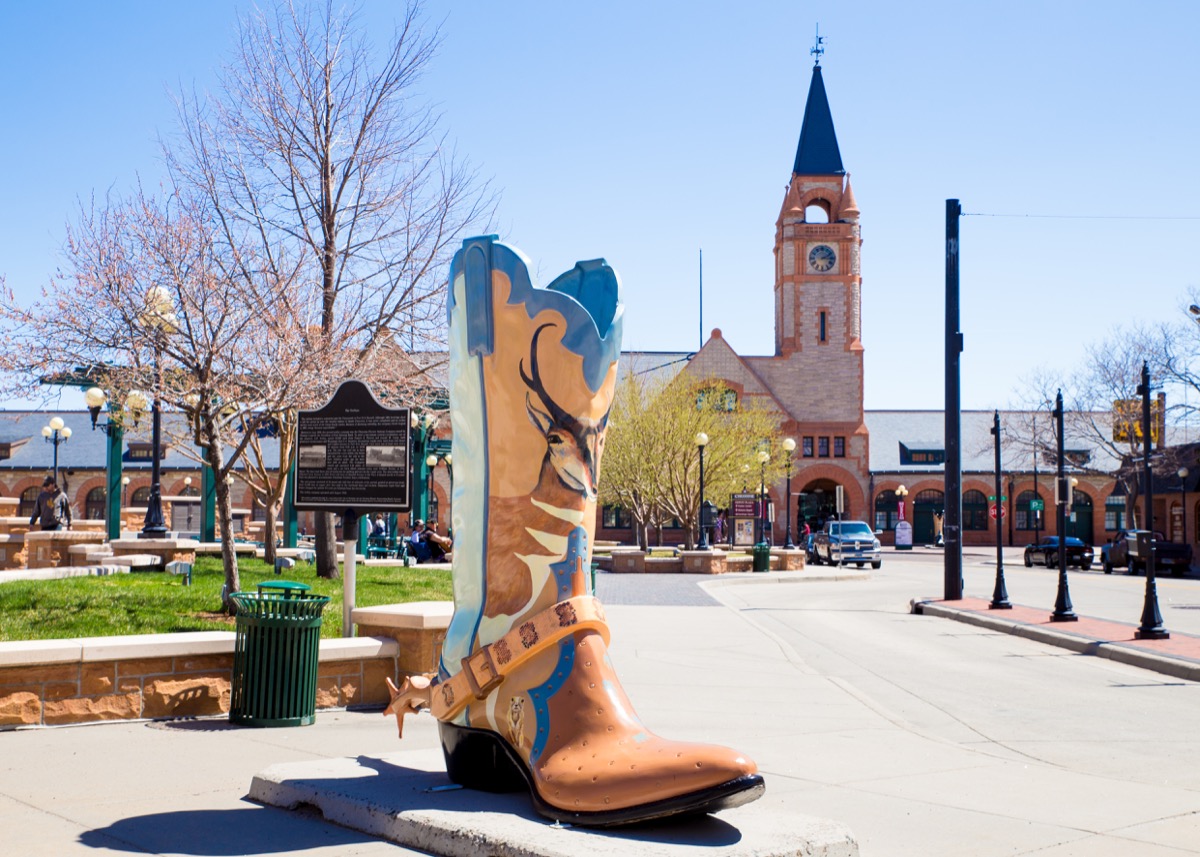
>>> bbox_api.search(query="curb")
[911,599,1200,684]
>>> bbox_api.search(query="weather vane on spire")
[811,24,825,67]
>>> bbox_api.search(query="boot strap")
[385,594,609,733]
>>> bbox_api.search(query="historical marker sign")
[294,380,411,511]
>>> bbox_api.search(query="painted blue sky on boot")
[3,2,1199,411]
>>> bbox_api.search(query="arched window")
[804,203,830,223]
[874,490,900,532]
[963,490,989,531]
[19,487,39,518]
[85,487,106,520]
[1016,490,1041,531]
[131,487,151,505]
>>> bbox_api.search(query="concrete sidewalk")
[3,565,1200,856]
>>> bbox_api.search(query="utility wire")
[964,212,1200,221]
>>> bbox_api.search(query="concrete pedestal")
[680,549,729,574]
[250,749,858,857]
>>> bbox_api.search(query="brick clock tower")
[769,56,869,517]
[684,50,871,524]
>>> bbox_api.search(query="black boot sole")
[439,720,766,827]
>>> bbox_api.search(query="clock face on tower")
[808,244,837,273]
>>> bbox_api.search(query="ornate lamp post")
[424,451,453,530]
[139,287,176,539]
[41,417,72,484]
[695,432,710,549]
[1135,362,1168,639]
[782,437,796,548]
[1050,390,1078,622]
[1178,467,1189,548]
[989,409,1011,609]
[756,449,770,545]
[896,484,909,522]
[426,452,439,526]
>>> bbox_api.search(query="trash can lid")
[257,580,312,597]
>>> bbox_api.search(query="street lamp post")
[1050,390,1078,622]
[756,450,770,545]
[989,410,1011,609]
[1178,467,1189,548]
[139,287,176,540]
[41,417,72,484]
[695,432,710,549]
[426,453,439,527]
[1135,362,1169,639]
[782,438,796,548]
[896,484,908,522]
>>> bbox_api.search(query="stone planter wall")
[0,632,399,728]
[23,531,107,568]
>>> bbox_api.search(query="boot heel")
[439,721,529,793]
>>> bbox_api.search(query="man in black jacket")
[30,476,72,531]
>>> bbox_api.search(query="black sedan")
[1024,536,1094,570]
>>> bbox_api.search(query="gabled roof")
[793,65,844,176]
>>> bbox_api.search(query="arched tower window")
[804,202,830,223]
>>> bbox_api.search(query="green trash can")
[229,581,330,727]
[752,542,771,573]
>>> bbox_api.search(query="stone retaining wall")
[0,632,400,728]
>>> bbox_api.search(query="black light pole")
[696,432,710,550]
[1178,467,1189,549]
[139,290,174,540]
[139,340,168,539]
[41,417,72,485]
[990,410,1011,609]
[1136,362,1169,639]
[1032,415,1041,544]
[783,437,796,548]
[1050,390,1077,622]
[757,450,770,546]
[944,199,964,600]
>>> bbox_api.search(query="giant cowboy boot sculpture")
[387,236,764,826]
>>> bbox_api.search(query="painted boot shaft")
[390,236,763,826]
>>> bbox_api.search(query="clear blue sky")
[2,1,1198,412]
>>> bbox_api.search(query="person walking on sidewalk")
[30,475,72,531]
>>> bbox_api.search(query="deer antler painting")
[384,237,764,827]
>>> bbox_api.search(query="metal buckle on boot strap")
[461,648,503,699]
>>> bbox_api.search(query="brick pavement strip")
[913,596,1200,683]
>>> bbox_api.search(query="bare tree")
[1009,327,1182,529]
[167,0,493,577]
[0,189,336,609]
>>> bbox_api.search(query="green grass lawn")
[0,556,453,641]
